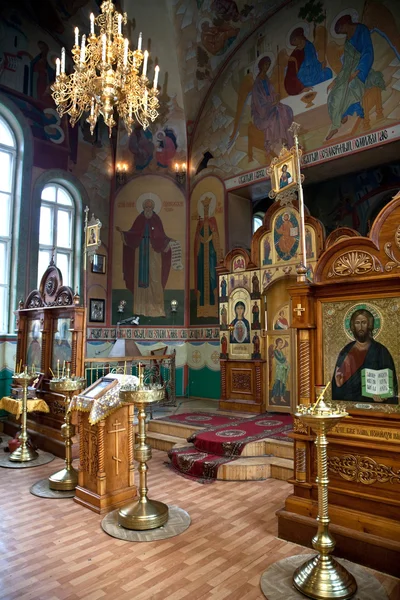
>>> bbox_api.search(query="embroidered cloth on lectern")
[69,375,138,425]
[0,396,50,418]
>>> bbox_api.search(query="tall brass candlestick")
[49,376,86,490]
[10,369,39,462]
[118,385,167,530]
[293,385,357,599]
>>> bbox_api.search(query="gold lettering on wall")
[331,424,400,441]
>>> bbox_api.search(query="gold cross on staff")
[108,420,126,475]
[294,303,305,317]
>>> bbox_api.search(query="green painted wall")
[188,367,220,399]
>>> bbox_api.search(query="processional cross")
[108,420,126,475]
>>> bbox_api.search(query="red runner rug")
[166,448,237,484]
[187,414,293,456]
[167,412,293,483]
[155,411,243,428]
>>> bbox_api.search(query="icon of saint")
[332,309,398,404]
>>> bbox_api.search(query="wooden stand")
[278,193,400,577]
[74,404,137,514]
[220,359,265,413]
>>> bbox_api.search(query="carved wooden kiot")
[6,260,85,457]
[278,191,400,578]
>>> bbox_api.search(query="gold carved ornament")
[384,227,400,271]
[232,372,252,392]
[293,417,309,434]
[328,252,382,278]
[328,454,400,485]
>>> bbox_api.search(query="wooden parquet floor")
[0,451,399,600]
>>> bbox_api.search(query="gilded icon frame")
[266,329,296,413]
[271,155,297,195]
[319,296,400,414]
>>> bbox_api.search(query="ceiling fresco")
[122,0,289,127]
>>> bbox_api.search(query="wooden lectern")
[71,377,137,514]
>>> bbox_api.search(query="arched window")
[38,184,75,287]
[253,213,264,234]
[0,115,17,333]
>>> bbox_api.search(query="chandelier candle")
[51,0,160,136]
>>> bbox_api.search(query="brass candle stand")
[118,373,168,530]
[9,369,39,462]
[293,384,357,600]
[48,373,86,491]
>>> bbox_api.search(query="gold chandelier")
[51,0,160,136]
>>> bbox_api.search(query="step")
[221,437,293,459]
[264,439,293,460]
[147,420,200,440]
[169,442,294,482]
[217,456,293,482]
[147,426,294,459]
[146,431,187,452]
[270,457,294,481]
[217,457,272,481]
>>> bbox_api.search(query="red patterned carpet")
[166,412,293,483]
[156,411,245,428]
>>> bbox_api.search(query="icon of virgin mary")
[229,301,251,344]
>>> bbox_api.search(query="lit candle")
[123,38,129,67]
[56,57,60,77]
[129,103,133,118]
[57,359,60,378]
[182,162,187,172]
[153,65,159,90]
[61,47,66,73]
[138,32,142,51]
[74,27,79,47]
[62,361,65,378]
[101,34,107,63]
[90,13,95,35]
[142,50,148,77]
[118,13,122,35]
[90,98,94,116]
[80,34,86,64]
[144,89,148,109]
[32,363,35,375]
[175,163,179,172]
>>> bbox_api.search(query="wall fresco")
[191,0,400,178]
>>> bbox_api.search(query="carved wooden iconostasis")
[6,262,85,457]
[217,201,324,414]
[278,191,400,577]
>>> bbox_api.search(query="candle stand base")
[9,444,38,462]
[118,498,169,530]
[49,466,78,491]
[293,554,357,600]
